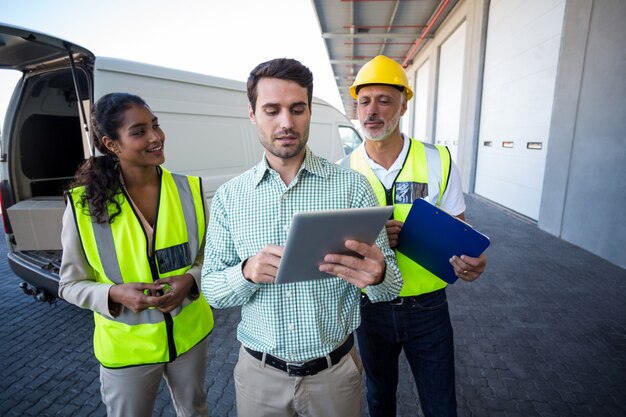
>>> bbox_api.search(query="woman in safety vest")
[59,92,213,417]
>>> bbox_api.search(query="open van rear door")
[0,23,94,71]
[0,23,95,301]
[0,23,95,152]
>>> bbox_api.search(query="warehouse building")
[314,0,626,268]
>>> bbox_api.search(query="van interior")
[2,66,90,295]
[12,68,89,200]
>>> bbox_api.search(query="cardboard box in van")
[6,198,65,251]
[0,22,363,300]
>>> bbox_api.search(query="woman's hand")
[154,274,196,313]
[108,282,171,313]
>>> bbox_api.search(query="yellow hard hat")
[350,55,413,101]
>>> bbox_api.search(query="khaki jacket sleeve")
[58,203,120,318]
[182,198,209,299]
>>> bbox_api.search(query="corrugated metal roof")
[312,0,459,118]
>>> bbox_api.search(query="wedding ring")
[463,270,468,275]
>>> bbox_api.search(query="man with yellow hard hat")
[339,55,487,417]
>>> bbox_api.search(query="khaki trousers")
[234,344,363,417]
[99,338,209,417]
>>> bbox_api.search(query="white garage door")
[434,21,467,162]
[413,61,430,141]
[474,0,565,220]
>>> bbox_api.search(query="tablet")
[396,199,490,284]
[274,206,394,285]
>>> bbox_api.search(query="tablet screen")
[274,206,394,284]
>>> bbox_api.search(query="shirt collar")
[301,147,328,179]
[253,147,327,187]
[361,133,410,172]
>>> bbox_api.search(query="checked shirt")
[201,148,402,362]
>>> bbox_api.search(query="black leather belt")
[387,288,446,305]
[389,296,412,305]
[244,333,354,377]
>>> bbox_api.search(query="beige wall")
[404,0,489,192]
[404,0,626,268]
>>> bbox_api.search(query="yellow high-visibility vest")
[68,167,213,368]
[342,138,452,296]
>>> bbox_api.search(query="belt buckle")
[390,297,404,306]
[286,362,310,377]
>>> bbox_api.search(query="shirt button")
[282,224,289,232]
[287,323,295,331]
[285,290,293,298]
[281,193,288,200]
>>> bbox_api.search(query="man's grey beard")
[361,110,402,142]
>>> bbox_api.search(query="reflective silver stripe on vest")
[92,174,198,278]
[91,211,124,285]
[171,173,199,259]
[110,296,193,325]
[89,173,199,326]
[422,142,443,205]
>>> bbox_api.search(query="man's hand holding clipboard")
[394,199,490,284]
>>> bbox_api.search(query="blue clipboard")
[396,199,490,284]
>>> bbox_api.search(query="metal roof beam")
[322,32,429,39]
[378,0,402,55]
[330,59,382,64]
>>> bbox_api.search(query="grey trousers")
[234,344,363,417]
[99,338,209,417]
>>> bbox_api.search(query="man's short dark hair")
[247,58,314,113]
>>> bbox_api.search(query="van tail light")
[0,180,14,234]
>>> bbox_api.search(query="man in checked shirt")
[201,58,402,417]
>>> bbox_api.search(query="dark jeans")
[356,289,457,417]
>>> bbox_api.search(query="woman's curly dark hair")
[67,93,147,224]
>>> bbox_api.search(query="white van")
[0,23,363,301]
